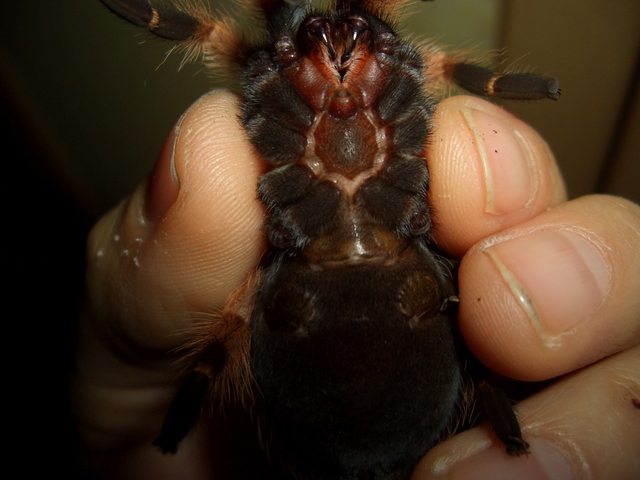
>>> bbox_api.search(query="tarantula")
[99,1,559,478]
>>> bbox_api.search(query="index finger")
[427,96,567,257]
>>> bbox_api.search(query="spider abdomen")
[251,243,461,479]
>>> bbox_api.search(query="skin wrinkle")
[170,91,229,190]
[460,106,548,215]
[429,104,481,251]
[452,109,481,207]
[475,221,614,304]
[483,227,613,349]
[559,352,638,478]
[512,128,540,209]
[484,247,545,342]
[460,108,495,213]
[593,354,640,478]
[609,368,640,472]
[518,395,592,480]
[159,94,264,311]
[482,278,528,344]
[474,223,614,348]
[610,198,640,248]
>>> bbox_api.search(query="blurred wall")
[4,0,637,220]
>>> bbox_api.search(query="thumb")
[411,346,640,480]
[75,91,264,452]
[83,91,264,357]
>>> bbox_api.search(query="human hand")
[74,92,640,479]
[74,91,266,477]
[412,96,640,479]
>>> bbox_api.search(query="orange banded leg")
[447,62,560,100]
[424,47,560,101]
[99,0,243,62]
[99,0,202,40]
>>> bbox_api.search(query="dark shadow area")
[2,75,90,477]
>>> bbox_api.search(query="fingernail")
[144,122,182,224]
[439,441,574,480]
[485,230,610,342]
[462,108,536,215]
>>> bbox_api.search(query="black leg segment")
[450,63,560,100]
[99,0,202,40]
[479,381,530,456]
[153,370,210,454]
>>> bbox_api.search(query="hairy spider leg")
[422,44,560,100]
[99,0,244,64]
[100,0,559,100]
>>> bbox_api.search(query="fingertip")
[144,126,180,224]
[85,91,266,351]
[154,90,267,308]
[412,435,576,480]
[458,244,549,380]
[457,195,640,381]
[428,96,566,257]
[412,346,640,480]
[458,224,614,381]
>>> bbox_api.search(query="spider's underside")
[99,0,558,478]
